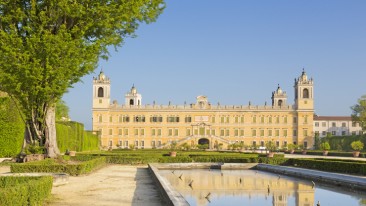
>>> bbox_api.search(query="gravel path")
[47,165,164,206]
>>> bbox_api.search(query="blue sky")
[64,1,366,130]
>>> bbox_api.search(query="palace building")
[92,70,314,150]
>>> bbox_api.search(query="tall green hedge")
[0,97,24,157]
[323,135,366,151]
[56,121,99,153]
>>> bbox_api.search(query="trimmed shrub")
[0,176,53,206]
[10,157,106,176]
[289,158,366,175]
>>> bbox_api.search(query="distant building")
[92,70,315,149]
[313,116,363,137]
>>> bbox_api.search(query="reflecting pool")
[160,169,366,206]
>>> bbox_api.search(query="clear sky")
[63,0,366,130]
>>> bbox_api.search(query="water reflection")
[160,169,366,206]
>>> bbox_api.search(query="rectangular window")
[119,116,122,123]
[284,116,288,124]
[158,141,161,147]
[283,130,288,137]
[151,141,155,148]
[186,129,191,136]
[141,141,145,147]
[206,129,210,135]
[240,116,244,123]
[211,116,216,123]
[322,131,326,136]
[315,122,319,127]
[194,129,198,135]
[99,116,102,123]
[140,129,145,136]
[235,116,239,123]
[240,129,244,136]
[268,130,272,137]
[135,141,138,147]
[293,117,297,123]
[276,141,280,148]
[157,129,162,136]
[221,116,225,123]
[304,116,308,124]
[352,122,357,127]
[269,117,272,124]
[185,116,192,123]
[220,129,225,137]
[152,129,156,136]
[322,122,326,127]
[332,122,336,127]
[261,141,264,147]
[226,117,230,123]
[124,129,129,136]
[234,129,239,136]
[342,131,346,136]
[174,129,179,136]
[226,129,229,136]
[168,129,173,136]
[109,129,113,135]
[134,129,138,136]
[284,141,287,147]
[252,129,256,137]
[252,116,257,123]
[304,129,308,136]
[276,117,280,124]
[252,141,256,147]
[124,141,128,147]
[199,127,205,135]
[342,122,346,127]
[332,131,336,135]
[275,129,280,137]
[109,116,113,122]
[211,129,216,136]
[118,129,122,135]
[293,130,297,136]
[261,117,265,123]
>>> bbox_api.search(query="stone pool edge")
[256,164,366,191]
[148,163,258,206]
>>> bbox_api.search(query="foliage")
[323,135,366,152]
[56,121,99,152]
[0,0,165,157]
[351,140,364,151]
[351,95,366,132]
[287,144,296,150]
[10,157,106,176]
[197,144,209,150]
[0,176,53,206]
[289,158,366,175]
[179,142,191,151]
[169,141,178,151]
[320,142,331,151]
[0,97,24,157]
[56,99,69,121]
[314,133,321,150]
[265,140,277,152]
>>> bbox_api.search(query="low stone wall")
[148,164,189,206]
[256,164,366,191]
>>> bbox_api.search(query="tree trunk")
[44,106,60,158]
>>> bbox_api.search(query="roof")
[314,116,353,121]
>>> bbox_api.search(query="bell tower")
[125,85,142,106]
[93,70,111,108]
[272,84,287,107]
[294,69,314,110]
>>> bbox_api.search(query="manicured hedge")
[287,150,366,157]
[56,121,99,153]
[288,158,366,175]
[10,157,106,176]
[0,97,24,157]
[0,176,53,206]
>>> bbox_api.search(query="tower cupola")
[125,85,142,106]
[272,84,287,107]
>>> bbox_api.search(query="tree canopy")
[0,0,165,157]
[351,95,366,133]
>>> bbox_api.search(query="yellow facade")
[92,70,314,149]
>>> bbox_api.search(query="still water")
[160,169,366,206]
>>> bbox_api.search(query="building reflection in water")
[160,169,314,206]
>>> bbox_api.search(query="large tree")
[351,95,366,133]
[0,0,165,158]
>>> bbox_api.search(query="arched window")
[98,87,104,97]
[129,99,134,105]
[303,88,309,98]
[278,100,283,107]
